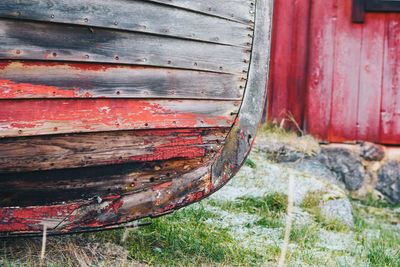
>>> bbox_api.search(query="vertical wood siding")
[266,0,400,145]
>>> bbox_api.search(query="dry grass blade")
[278,174,295,267]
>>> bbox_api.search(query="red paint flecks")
[0,204,82,232]
[153,181,173,191]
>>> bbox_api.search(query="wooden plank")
[0,99,238,137]
[268,0,294,122]
[145,0,254,24]
[0,61,243,100]
[357,12,385,142]
[0,128,227,173]
[305,0,337,139]
[0,19,249,74]
[286,0,311,128]
[0,0,253,47]
[0,156,215,207]
[327,0,363,142]
[380,14,400,144]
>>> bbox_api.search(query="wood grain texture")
[145,0,255,24]
[0,128,227,173]
[0,61,243,100]
[380,14,400,144]
[305,0,337,140]
[357,12,385,142]
[0,0,253,47]
[0,19,249,74]
[0,99,238,137]
[0,156,215,207]
[266,0,310,127]
[327,0,363,142]
[267,0,400,144]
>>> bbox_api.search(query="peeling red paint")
[0,79,79,98]
[0,204,82,232]
[0,99,234,137]
[153,181,173,190]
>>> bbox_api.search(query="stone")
[320,198,354,227]
[317,148,365,191]
[359,141,385,161]
[376,161,400,204]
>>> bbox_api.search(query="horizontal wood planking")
[0,19,250,74]
[0,156,215,207]
[0,61,244,100]
[0,0,253,47]
[0,99,238,137]
[145,0,255,24]
[0,128,227,173]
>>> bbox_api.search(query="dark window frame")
[353,0,400,23]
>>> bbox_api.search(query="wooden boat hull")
[0,0,273,236]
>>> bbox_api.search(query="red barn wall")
[266,0,400,145]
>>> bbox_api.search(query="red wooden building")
[265,0,400,145]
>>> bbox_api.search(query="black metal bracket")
[353,0,400,23]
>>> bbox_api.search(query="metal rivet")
[114,21,118,26]
[52,52,57,57]
[15,50,21,55]
[18,130,22,134]
[50,14,55,19]
[84,18,88,22]
[115,56,119,60]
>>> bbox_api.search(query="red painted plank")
[327,0,363,142]
[268,0,294,121]
[357,12,385,142]
[305,0,338,139]
[0,99,237,137]
[380,14,400,144]
[286,0,311,127]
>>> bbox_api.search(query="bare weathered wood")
[145,0,255,24]
[0,0,273,237]
[0,61,243,100]
[0,0,252,47]
[0,99,239,137]
[0,19,250,74]
[0,156,215,207]
[0,128,227,173]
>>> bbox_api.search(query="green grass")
[301,191,351,232]
[92,204,264,266]
[209,193,288,229]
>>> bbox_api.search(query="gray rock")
[318,148,365,191]
[320,198,354,227]
[376,161,400,204]
[290,159,339,184]
[359,141,385,161]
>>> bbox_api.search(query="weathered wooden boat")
[0,0,272,236]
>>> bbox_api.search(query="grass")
[93,204,264,266]
[257,122,320,156]
[301,190,351,233]
[2,125,400,266]
[209,193,288,229]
